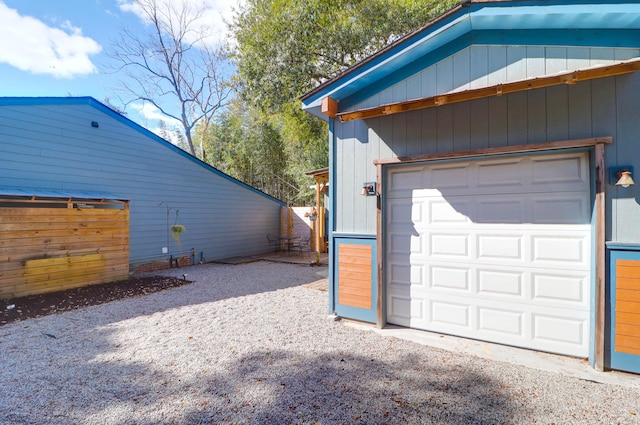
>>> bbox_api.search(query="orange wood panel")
[339,245,371,256]
[616,288,640,302]
[615,301,640,314]
[337,293,371,309]
[338,244,372,310]
[339,264,371,275]
[617,311,640,325]
[616,277,640,289]
[337,278,370,290]
[615,334,640,355]
[615,322,640,337]
[616,259,640,269]
[615,259,640,355]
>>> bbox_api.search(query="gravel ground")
[1,261,639,425]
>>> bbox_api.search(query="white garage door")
[385,152,592,357]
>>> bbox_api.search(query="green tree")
[199,98,305,203]
[224,0,455,203]
[230,0,458,111]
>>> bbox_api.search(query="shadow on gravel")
[178,350,519,424]
[0,262,519,424]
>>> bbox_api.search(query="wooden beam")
[374,137,612,166]
[322,96,339,118]
[595,142,606,371]
[376,162,384,329]
[339,59,640,122]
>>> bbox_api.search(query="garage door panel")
[531,272,588,307]
[477,269,524,297]
[431,265,471,291]
[387,262,423,293]
[431,299,470,327]
[430,232,470,257]
[477,233,524,261]
[431,164,472,189]
[430,199,473,224]
[387,168,424,198]
[476,160,524,188]
[530,154,589,186]
[478,307,524,336]
[531,194,590,224]
[531,234,588,266]
[387,228,422,256]
[388,294,423,322]
[532,312,588,346]
[477,198,525,223]
[385,151,592,357]
[388,199,422,224]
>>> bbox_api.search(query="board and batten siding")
[334,70,640,242]
[0,100,283,267]
[347,46,640,112]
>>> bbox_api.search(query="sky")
[0,0,239,132]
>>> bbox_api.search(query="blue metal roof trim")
[301,7,471,112]
[0,187,126,201]
[301,0,640,120]
[0,97,286,206]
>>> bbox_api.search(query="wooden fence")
[0,201,129,298]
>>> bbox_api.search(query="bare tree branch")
[107,0,233,157]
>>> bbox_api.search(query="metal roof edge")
[299,1,470,104]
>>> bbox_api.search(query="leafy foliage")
[196,0,456,203]
[230,0,459,111]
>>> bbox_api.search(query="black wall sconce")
[361,181,376,196]
[91,121,100,128]
[610,166,635,187]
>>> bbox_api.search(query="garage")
[385,151,592,357]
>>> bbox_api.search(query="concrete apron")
[341,320,640,389]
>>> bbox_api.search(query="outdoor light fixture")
[91,121,99,128]
[361,182,376,196]
[610,166,635,187]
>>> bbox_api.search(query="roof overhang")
[339,58,640,122]
[305,167,329,182]
[301,0,640,120]
[0,188,129,205]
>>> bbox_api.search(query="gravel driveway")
[1,261,639,424]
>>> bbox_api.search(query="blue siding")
[333,73,640,241]
[349,46,640,113]
[0,98,285,266]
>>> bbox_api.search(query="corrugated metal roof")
[0,188,128,202]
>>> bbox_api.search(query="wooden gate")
[0,196,129,298]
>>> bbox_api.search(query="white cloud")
[131,101,185,146]
[131,101,182,125]
[117,0,241,46]
[0,2,101,78]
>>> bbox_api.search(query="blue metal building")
[0,97,284,274]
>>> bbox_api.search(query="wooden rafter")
[374,137,612,166]
[339,59,640,122]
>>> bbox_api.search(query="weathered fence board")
[0,204,129,298]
